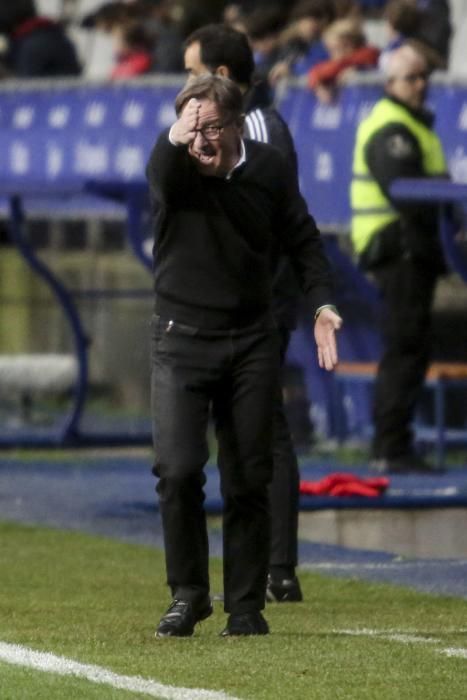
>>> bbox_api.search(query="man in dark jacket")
[351,43,447,473]
[0,0,81,78]
[147,74,341,637]
[184,23,308,602]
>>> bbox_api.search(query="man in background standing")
[0,0,81,78]
[351,43,448,474]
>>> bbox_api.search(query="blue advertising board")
[0,76,466,226]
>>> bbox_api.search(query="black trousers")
[151,314,280,615]
[219,326,300,573]
[371,257,439,459]
[269,327,299,572]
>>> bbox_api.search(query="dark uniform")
[351,95,447,463]
[243,92,303,594]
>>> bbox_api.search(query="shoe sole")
[266,594,303,603]
[221,627,269,637]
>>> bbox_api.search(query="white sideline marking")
[441,648,467,659]
[338,628,440,644]
[303,560,467,571]
[0,642,240,700]
[336,628,467,660]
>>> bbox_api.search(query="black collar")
[384,93,435,129]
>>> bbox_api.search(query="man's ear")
[215,65,231,79]
[237,114,245,134]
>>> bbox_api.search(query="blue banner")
[0,77,466,228]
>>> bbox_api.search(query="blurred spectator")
[308,17,379,103]
[379,0,451,71]
[224,0,291,14]
[110,19,153,79]
[175,1,226,39]
[142,0,184,73]
[355,0,388,14]
[244,5,288,99]
[412,0,451,69]
[223,4,248,33]
[268,0,336,85]
[350,43,449,474]
[0,0,81,78]
[80,1,132,32]
[81,1,183,75]
[378,0,421,71]
[79,1,133,78]
[334,0,365,18]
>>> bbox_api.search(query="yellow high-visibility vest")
[351,97,447,255]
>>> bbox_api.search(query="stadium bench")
[0,353,78,423]
[334,360,467,467]
[0,353,78,393]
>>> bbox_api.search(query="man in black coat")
[183,23,312,602]
[147,74,341,637]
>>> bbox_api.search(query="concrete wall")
[299,507,467,559]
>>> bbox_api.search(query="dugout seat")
[334,360,467,468]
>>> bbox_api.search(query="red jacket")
[308,45,380,89]
[111,51,152,79]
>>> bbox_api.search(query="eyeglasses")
[193,121,232,141]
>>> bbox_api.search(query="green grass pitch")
[1,521,467,699]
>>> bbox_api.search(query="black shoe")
[266,574,303,602]
[155,597,213,638]
[221,611,269,637]
[369,454,443,475]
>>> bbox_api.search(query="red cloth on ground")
[300,472,389,498]
[307,45,380,89]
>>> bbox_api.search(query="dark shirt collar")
[243,82,272,112]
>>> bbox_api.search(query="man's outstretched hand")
[314,307,343,371]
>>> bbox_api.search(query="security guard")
[351,43,448,474]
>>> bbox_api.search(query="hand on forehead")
[179,98,201,132]
[183,97,201,117]
[184,97,222,125]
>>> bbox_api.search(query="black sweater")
[146,131,334,330]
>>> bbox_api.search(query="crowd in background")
[0,1,463,100]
